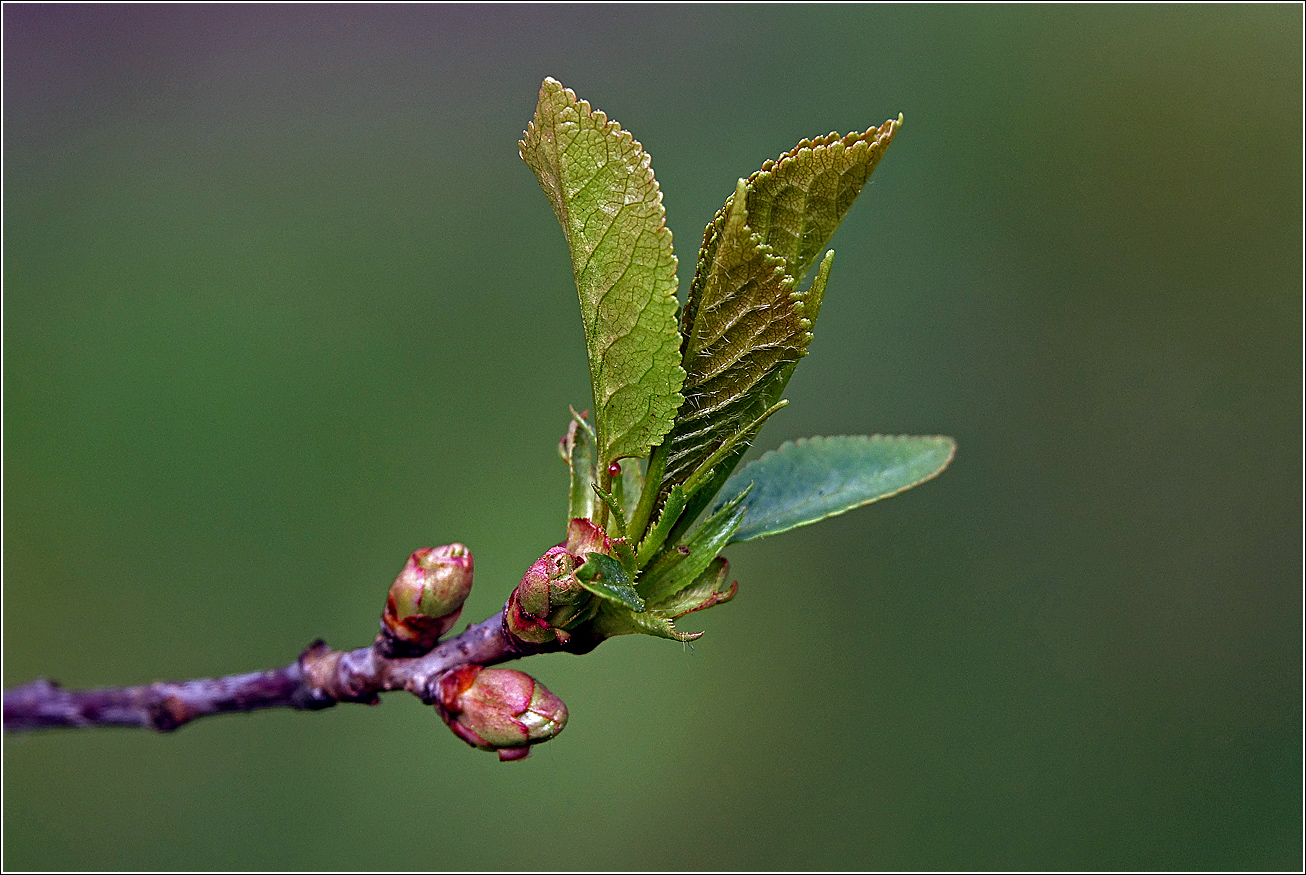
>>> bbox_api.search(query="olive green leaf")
[634,483,687,566]
[654,117,902,506]
[650,556,736,621]
[709,434,956,543]
[615,457,644,522]
[659,179,810,491]
[590,602,687,642]
[740,117,902,288]
[520,78,686,467]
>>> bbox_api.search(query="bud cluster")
[434,664,567,761]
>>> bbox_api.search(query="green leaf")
[520,78,686,466]
[615,458,644,522]
[591,602,696,642]
[680,399,788,497]
[591,483,628,538]
[635,483,687,567]
[593,555,737,643]
[658,252,841,548]
[575,552,645,612]
[658,179,809,491]
[650,556,736,618]
[561,411,598,522]
[610,538,639,579]
[654,116,902,503]
[638,485,749,603]
[711,435,956,543]
[743,117,901,285]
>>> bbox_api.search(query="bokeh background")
[4,5,1301,870]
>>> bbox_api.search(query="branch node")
[298,639,371,705]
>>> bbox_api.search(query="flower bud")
[435,665,567,761]
[505,519,609,647]
[505,547,592,646]
[380,544,473,655]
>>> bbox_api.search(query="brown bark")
[3,610,589,734]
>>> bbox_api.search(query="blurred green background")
[4,5,1300,870]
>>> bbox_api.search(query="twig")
[3,609,595,734]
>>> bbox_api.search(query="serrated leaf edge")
[520,77,686,465]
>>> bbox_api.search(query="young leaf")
[654,117,902,503]
[609,537,639,579]
[575,552,645,612]
[741,118,902,286]
[592,555,738,643]
[561,412,598,522]
[649,556,737,620]
[709,435,956,543]
[592,483,628,538]
[615,457,644,522]
[658,179,809,491]
[663,255,833,536]
[635,483,687,567]
[591,602,696,642]
[520,78,686,467]
[637,485,749,603]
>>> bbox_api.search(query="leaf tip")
[938,434,958,467]
[539,76,565,96]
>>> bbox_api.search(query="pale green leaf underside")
[616,457,644,521]
[650,556,728,618]
[592,602,688,642]
[711,434,956,543]
[593,557,732,642]
[562,413,598,521]
[520,78,685,465]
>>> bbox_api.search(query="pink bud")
[504,520,612,648]
[380,544,474,655]
[435,665,567,761]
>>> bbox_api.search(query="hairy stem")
[3,610,590,734]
